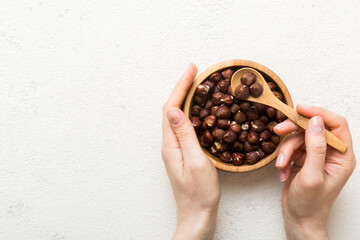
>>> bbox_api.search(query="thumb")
[302,116,327,177]
[166,108,204,162]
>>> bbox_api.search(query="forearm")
[173,209,218,240]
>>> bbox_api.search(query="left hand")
[162,64,220,240]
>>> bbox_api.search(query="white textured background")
[0,1,359,239]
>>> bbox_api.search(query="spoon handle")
[276,101,348,153]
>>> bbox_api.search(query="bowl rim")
[182,59,294,173]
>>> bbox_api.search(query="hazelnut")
[212,129,226,142]
[209,72,222,84]
[193,94,207,106]
[199,108,210,120]
[244,141,258,152]
[267,82,277,91]
[204,115,217,128]
[239,131,248,142]
[213,87,220,93]
[246,151,260,164]
[251,120,266,133]
[253,103,266,113]
[203,130,214,145]
[214,141,230,152]
[258,114,269,124]
[271,134,281,145]
[262,141,276,154]
[223,130,237,143]
[234,84,250,100]
[215,105,230,119]
[246,106,259,120]
[265,107,276,119]
[199,135,212,147]
[203,80,215,92]
[201,121,209,130]
[272,91,284,102]
[221,69,234,80]
[222,94,234,106]
[256,148,266,159]
[191,116,202,130]
[217,119,230,129]
[230,103,241,114]
[232,153,244,166]
[239,102,251,112]
[220,151,232,163]
[267,121,278,132]
[196,84,210,96]
[227,85,234,96]
[212,92,224,105]
[241,121,250,131]
[229,121,242,134]
[217,80,230,92]
[250,82,263,97]
[275,110,287,122]
[211,106,219,115]
[231,141,243,152]
[204,99,213,110]
[209,146,220,156]
[259,130,271,141]
[191,104,201,116]
[234,111,247,123]
[241,72,256,86]
[247,131,259,144]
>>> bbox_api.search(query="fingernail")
[167,109,182,125]
[311,116,324,133]
[274,122,285,130]
[276,153,285,167]
[279,169,286,182]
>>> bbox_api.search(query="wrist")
[284,218,328,240]
[173,208,218,240]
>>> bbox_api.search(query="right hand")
[273,104,356,240]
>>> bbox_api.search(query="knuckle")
[308,140,327,154]
[188,159,207,171]
[175,127,193,143]
[339,116,348,126]
[162,103,168,114]
[302,176,324,190]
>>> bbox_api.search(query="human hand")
[274,104,356,240]
[162,64,220,240]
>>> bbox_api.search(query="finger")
[166,63,198,108]
[296,104,352,145]
[302,116,327,177]
[275,132,304,169]
[273,119,302,136]
[279,163,291,182]
[166,108,205,164]
[162,64,198,150]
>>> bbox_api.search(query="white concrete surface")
[0,1,359,239]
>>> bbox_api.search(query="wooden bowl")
[182,60,294,172]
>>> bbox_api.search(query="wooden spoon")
[231,67,348,153]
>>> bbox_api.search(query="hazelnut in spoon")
[231,67,348,153]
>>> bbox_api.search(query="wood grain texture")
[232,67,348,153]
[182,60,294,173]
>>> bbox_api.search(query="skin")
[162,64,356,239]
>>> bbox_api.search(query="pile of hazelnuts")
[190,68,287,166]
